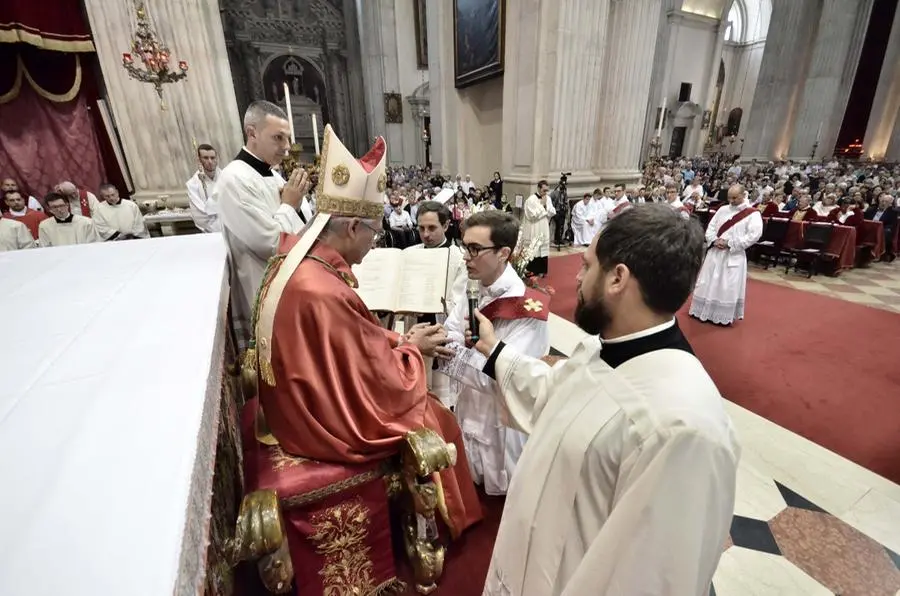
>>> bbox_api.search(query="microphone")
[466,279,480,344]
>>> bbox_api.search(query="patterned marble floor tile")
[834,292,884,305]
[733,463,789,521]
[770,508,900,596]
[838,489,900,554]
[713,547,831,596]
[858,285,900,296]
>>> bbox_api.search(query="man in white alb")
[38,192,101,247]
[185,143,223,233]
[217,100,310,348]
[93,184,149,241]
[438,210,549,495]
[522,180,556,276]
[470,204,739,595]
[571,193,597,246]
[0,216,34,251]
[689,184,763,325]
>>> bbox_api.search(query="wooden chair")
[752,218,790,269]
[786,223,835,278]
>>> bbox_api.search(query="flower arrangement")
[510,232,555,295]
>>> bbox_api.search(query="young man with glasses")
[436,210,550,495]
[38,192,101,247]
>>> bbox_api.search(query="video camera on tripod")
[551,172,573,247]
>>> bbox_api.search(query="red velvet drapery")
[0,0,94,52]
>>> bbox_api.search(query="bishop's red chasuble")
[258,237,483,538]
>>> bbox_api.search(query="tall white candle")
[657,95,667,137]
[815,121,823,143]
[312,113,320,155]
[283,82,295,144]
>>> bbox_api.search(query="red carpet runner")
[545,252,900,484]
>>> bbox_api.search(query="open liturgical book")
[351,247,450,314]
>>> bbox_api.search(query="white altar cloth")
[0,235,229,596]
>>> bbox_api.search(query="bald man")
[55,180,101,218]
[688,184,763,326]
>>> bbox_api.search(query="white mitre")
[253,125,387,388]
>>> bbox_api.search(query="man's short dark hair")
[594,204,704,315]
[197,143,216,156]
[614,183,626,191]
[464,210,520,251]
[537,179,548,189]
[417,200,450,225]
[98,183,117,194]
[3,190,22,202]
[44,191,67,206]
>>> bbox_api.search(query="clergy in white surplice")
[689,184,763,325]
[93,184,149,241]
[185,144,223,233]
[571,194,603,246]
[39,192,101,247]
[469,205,738,596]
[0,217,34,251]
[437,211,549,495]
[522,180,556,276]
[217,101,307,348]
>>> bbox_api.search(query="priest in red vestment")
[248,124,482,538]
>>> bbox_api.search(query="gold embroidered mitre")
[315,124,387,221]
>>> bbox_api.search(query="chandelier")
[121,0,188,108]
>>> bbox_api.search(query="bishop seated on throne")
[230,125,482,595]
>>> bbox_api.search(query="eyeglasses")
[460,243,498,259]
[360,220,384,243]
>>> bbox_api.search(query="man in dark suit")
[864,193,898,261]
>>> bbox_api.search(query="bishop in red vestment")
[250,125,482,538]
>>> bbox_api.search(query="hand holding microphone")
[466,279,480,344]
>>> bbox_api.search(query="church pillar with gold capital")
[82,0,243,206]
[501,0,614,200]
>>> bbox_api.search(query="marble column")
[789,0,873,161]
[595,0,662,184]
[83,0,243,206]
[502,0,613,199]
[742,0,820,161]
[425,0,449,174]
[342,0,370,156]
[863,1,900,160]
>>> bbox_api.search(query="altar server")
[38,192,101,247]
[93,184,149,240]
[689,184,763,325]
[185,144,222,233]
[470,204,738,596]
[437,211,549,495]
[571,194,598,246]
[0,217,34,251]
[217,100,308,348]
[522,180,556,276]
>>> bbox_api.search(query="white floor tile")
[838,489,900,555]
[713,547,831,596]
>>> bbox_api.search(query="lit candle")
[312,113,320,155]
[815,121,823,143]
[657,95,667,137]
[283,82,295,144]
[122,53,133,65]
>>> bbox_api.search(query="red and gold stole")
[716,207,757,239]
[77,189,92,217]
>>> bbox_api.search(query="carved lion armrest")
[397,428,458,595]
[227,489,294,594]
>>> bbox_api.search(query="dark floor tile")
[730,515,782,556]
[549,346,567,357]
[886,546,900,571]
[775,481,828,514]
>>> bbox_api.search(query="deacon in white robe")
[93,185,149,240]
[217,101,307,348]
[0,218,34,251]
[470,205,738,595]
[570,195,596,246]
[186,167,223,233]
[522,182,556,275]
[438,263,549,494]
[689,185,763,325]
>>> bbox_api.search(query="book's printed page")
[397,247,450,314]
[352,248,403,311]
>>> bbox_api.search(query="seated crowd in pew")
[0,177,148,251]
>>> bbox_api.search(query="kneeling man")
[437,211,550,495]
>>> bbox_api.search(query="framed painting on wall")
[453,0,506,88]
[413,0,428,69]
[384,93,403,124]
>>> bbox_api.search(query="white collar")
[480,263,518,298]
[9,208,27,217]
[602,318,675,344]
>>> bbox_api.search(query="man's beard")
[574,289,611,336]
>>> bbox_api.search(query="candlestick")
[657,95,667,137]
[283,82,295,144]
[815,121,823,143]
[312,113,320,155]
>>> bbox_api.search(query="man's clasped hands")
[402,311,498,360]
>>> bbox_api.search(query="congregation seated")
[864,193,898,261]
[813,193,839,219]
[828,198,863,227]
[388,202,416,247]
[755,191,783,218]
[788,195,817,222]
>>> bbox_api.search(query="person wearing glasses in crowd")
[436,210,550,495]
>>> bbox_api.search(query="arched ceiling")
[682,0,772,43]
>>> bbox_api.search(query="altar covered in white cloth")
[0,235,242,596]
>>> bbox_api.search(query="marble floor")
[547,310,900,596]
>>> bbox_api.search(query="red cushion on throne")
[240,398,402,595]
